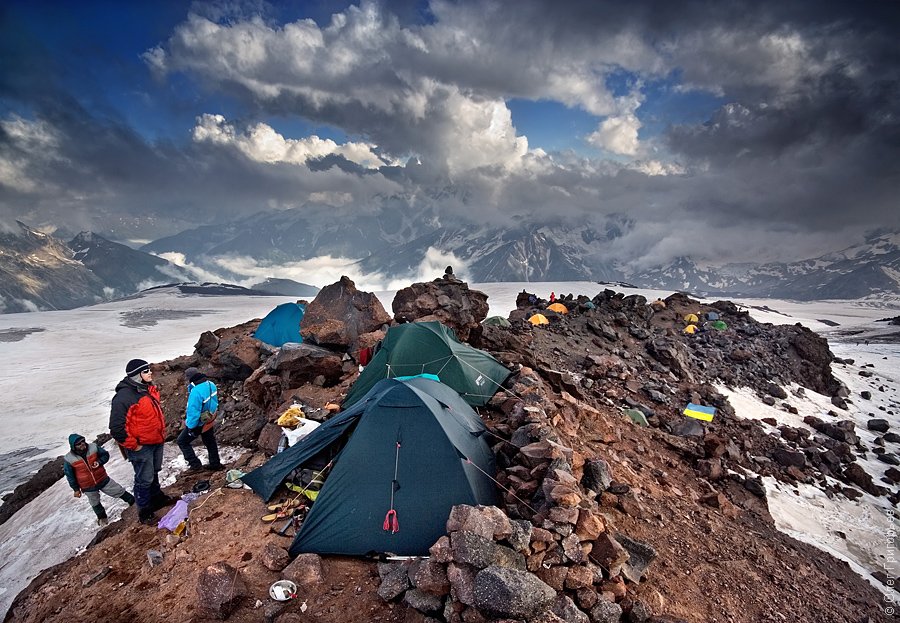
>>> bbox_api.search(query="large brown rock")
[391,278,490,342]
[211,334,262,381]
[196,561,247,620]
[268,343,344,388]
[300,276,391,353]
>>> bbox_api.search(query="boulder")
[473,565,557,619]
[392,279,490,342]
[615,534,657,583]
[196,561,247,620]
[377,561,412,601]
[282,553,325,587]
[268,342,344,388]
[300,276,391,353]
[212,334,262,381]
[260,543,290,571]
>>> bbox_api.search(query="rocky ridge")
[3,276,897,623]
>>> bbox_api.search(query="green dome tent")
[482,315,511,327]
[344,321,512,408]
[710,320,728,330]
[242,377,499,556]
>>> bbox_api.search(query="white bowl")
[269,580,298,601]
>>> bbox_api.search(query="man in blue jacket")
[176,367,222,472]
[64,434,135,525]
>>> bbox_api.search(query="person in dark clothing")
[64,434,134,526]
[177,367,222,472]
[109,359,175,525]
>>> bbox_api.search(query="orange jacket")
[110,378,166,450]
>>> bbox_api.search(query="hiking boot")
[185,464,204,474]
[149,494,176,511]
[121,491,135,506]
[205,462,224,472]
[97,517,109,527]
[138,507,156,525]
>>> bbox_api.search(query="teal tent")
[242,377,499,556]
[344,321,512,408]
[254,302,305,346]
[482,315,511,327]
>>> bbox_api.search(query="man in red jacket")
[109,359,175,525]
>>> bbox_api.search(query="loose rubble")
[4,277,896,623]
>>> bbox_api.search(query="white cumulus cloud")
[191,114,393,169]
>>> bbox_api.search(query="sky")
[0,0,899,267]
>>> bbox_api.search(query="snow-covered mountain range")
[0,223,194,313]
[146,208,900,300]
[635,230,900,300]
[3,216,898,314]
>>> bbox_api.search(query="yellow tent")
[528,313,550,325]
[683,324,698,335]
[683,313,699,323]
[547,302,568,314]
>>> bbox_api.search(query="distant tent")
[582,301,596,310]
[683,313,699,323]
[705,311,720,321]
[547,303,568,314]
[343,321,512,408]
[651,298,667,310]
[254,302,306,346]
[683,324,698,335]
[528,313,550,326]
[483,316,512,328]
[709,320,728,330]
[242,377,499,556]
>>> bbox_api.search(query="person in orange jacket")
[109,359,175,525]
[64,434,134,525]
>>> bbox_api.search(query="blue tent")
[254,302,305,346]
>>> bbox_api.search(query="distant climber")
[64,433,134,526]
[109,359,175,525]
[549,292,556,303]
[177,367,222,472]
[442,265,459,282]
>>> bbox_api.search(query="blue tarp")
[254,302,305,346]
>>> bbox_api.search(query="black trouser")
[176,427,220,468]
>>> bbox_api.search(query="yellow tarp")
[547,302,568,314]
[528,313,550,325]
[276,405,305,427]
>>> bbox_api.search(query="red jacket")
[110,378,166,450]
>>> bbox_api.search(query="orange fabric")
[124,385,166,449]
[70,450,109,490]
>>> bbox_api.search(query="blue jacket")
[186,379,218,429]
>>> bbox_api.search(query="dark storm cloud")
[2,0,899,265]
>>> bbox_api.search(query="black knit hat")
[125,359,150,376]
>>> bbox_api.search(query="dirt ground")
[6,407,892,623]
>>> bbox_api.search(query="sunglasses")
[141,370,153,375]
